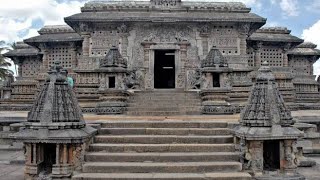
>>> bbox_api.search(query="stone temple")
[2,0,320,115]
[1,0,320,179]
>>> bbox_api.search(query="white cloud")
[0,0,87,43]
[279,0,299,17]
[302,20,320,75]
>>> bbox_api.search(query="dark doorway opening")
[212,73,220,87]
[154,50,175,89]
[109,76,115,88]
[40,144,56,174]
[263,140,280,171]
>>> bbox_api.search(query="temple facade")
[2,0,320,114]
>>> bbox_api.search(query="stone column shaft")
[239,35,247,55]
[81,33,91,56]
[56,144,60,165]
[200,34,209,57]
[42,50,49,72]
[63,144,68,164]
[32,143,36,164]
[283,52,288,67]
[26,143,32,164]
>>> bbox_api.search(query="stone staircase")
[72,120,251,180]
[126,90,202,116]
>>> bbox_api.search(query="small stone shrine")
[12,61,96,179]
[94,46,129,114]
[234,61,304,179]
[200,46,234,114]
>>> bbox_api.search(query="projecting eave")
[24,33,83,47]
[3,49,39,58]
[65,11,266,32]
[248,32,303,46]
[288,48,320,56]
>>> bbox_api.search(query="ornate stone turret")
[241,61,293,127]
[95,47,129,114]
[201,46,228,68]
[12,61,96,179]
[234,62,304,179]
[100,46,127,68]
[200,46,234,114]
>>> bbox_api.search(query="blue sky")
[0,0,320,73]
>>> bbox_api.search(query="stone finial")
[240,61,293,127]
[100,46,127,68]
[201,46,228,68]
[27,61,85,127]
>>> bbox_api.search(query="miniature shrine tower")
[234,61,304,179]
[12,62,96,179]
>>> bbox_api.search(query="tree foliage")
[0,47,14,80]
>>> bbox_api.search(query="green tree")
[0,47,14,80]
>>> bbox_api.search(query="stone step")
[72,172,251,180]
[82,162,242,173]
[85,152,239,162]
[89,143,235,152]
[101,121,228,128]
[126,111,181,116]
[126,111,201,116]
[126,107,201,112]
[99,128,231,135]
[129,96,200,101]
[94,135,233,144]
[127,102,202,107]
[131,92,200,96]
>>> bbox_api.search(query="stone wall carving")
[186,70,202,89]
[125,70,144,89]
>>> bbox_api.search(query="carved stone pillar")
[26,143,32,164]
[70,42,77,69]
[282,43,291,67]
[17,60,23,78]
[200,33,209,57]
[283,140,297,171]
[141,41,154,90]
[56,144,60,165]
[254,42,263,67]
[63,144,68,164]
[120,33,129,58]
[81,33,91,56]
[178,41,190,89]
[39,44,49,72]
[249,141,263,173]
[239,23,250,55]
[33,143,37,164]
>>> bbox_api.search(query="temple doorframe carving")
[142,42,187,90]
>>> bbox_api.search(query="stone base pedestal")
[95,90,129,115]
[202,105,235,114]
[25,164,40,178]
[52,164,72,178]
[200,88,234,114]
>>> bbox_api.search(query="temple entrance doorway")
[154,50,175,89]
